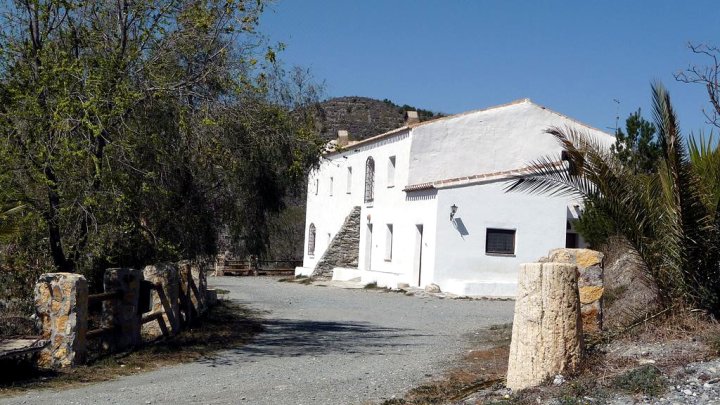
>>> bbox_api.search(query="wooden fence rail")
[219,259,301,276]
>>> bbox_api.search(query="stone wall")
[547,248,604,334]
[312,206,361,279]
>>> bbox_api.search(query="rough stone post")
[34,273,88,368]
[142,263,181,337]
[191,260,208,315]
[178,261,191,326]
[103,268,142,351]
[548,248,605,334]
[507,262,582,391]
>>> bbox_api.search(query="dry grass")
[506,310,720,404]
[383,310,720,404]
[0,300,263,397]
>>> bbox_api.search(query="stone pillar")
[34,273,88,368]
[548,248,605,334]
[142,263,180,337]
[214,252,226,277]
[103,268,142,351]
[507,262,582,391]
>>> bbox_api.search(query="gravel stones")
[6,277,515,405]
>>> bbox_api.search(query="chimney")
[337,130,349,147]
[404,111,420,125]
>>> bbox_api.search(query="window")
[364,157,375,203]
[329,177,334,196]
[387,156,396,187]
[561,150,580,176]
[566,233,579,248]
[485,228,515,255]
[347,167,352,194]
[314,179,319,195]
[385,224,393,261]
[308,224,316,256]
[566,220,578,248]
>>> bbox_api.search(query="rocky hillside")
[314,96,443,141]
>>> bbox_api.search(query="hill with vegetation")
[314,96,443,141]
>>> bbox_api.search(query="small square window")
[486,228,515,255]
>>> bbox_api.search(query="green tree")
[506,83,720,316]
[0,0,323,280]
[611,109,661,174]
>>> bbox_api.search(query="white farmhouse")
[295,99,614,297]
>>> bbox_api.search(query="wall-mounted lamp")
[450,204,458,220]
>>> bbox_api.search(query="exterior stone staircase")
[311,206,361,280]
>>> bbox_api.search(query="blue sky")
[260,1,719,136]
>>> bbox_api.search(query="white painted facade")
[296,99,614,297]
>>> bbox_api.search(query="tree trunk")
[44,164,73,272]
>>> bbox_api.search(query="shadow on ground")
[198,304,431,366]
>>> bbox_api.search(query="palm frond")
[688,132,720,214]
[505,85,720,314]
[0,204,24,240]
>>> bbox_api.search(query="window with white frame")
[385,224,393,261]
[308,224,316,255]
[346,167,352,194]
[387,156,396,187]
[364,157,375,203]
[485,228,515,255]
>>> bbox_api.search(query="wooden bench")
[0,337,48,360]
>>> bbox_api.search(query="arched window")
[308,223,316,255]
[364,157,375,203]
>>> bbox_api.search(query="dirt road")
[4,277,514,405]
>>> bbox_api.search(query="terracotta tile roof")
[402,182,435,192]
[402,161,564,192]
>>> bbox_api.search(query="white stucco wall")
[407,100,614,185]
[298,131,427,277]
[297,99,614,297]
[359,188,438,288]
[431,180,571,297]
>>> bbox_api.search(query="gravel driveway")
[4,277,514,405]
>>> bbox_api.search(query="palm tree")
[505,83,720,316]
